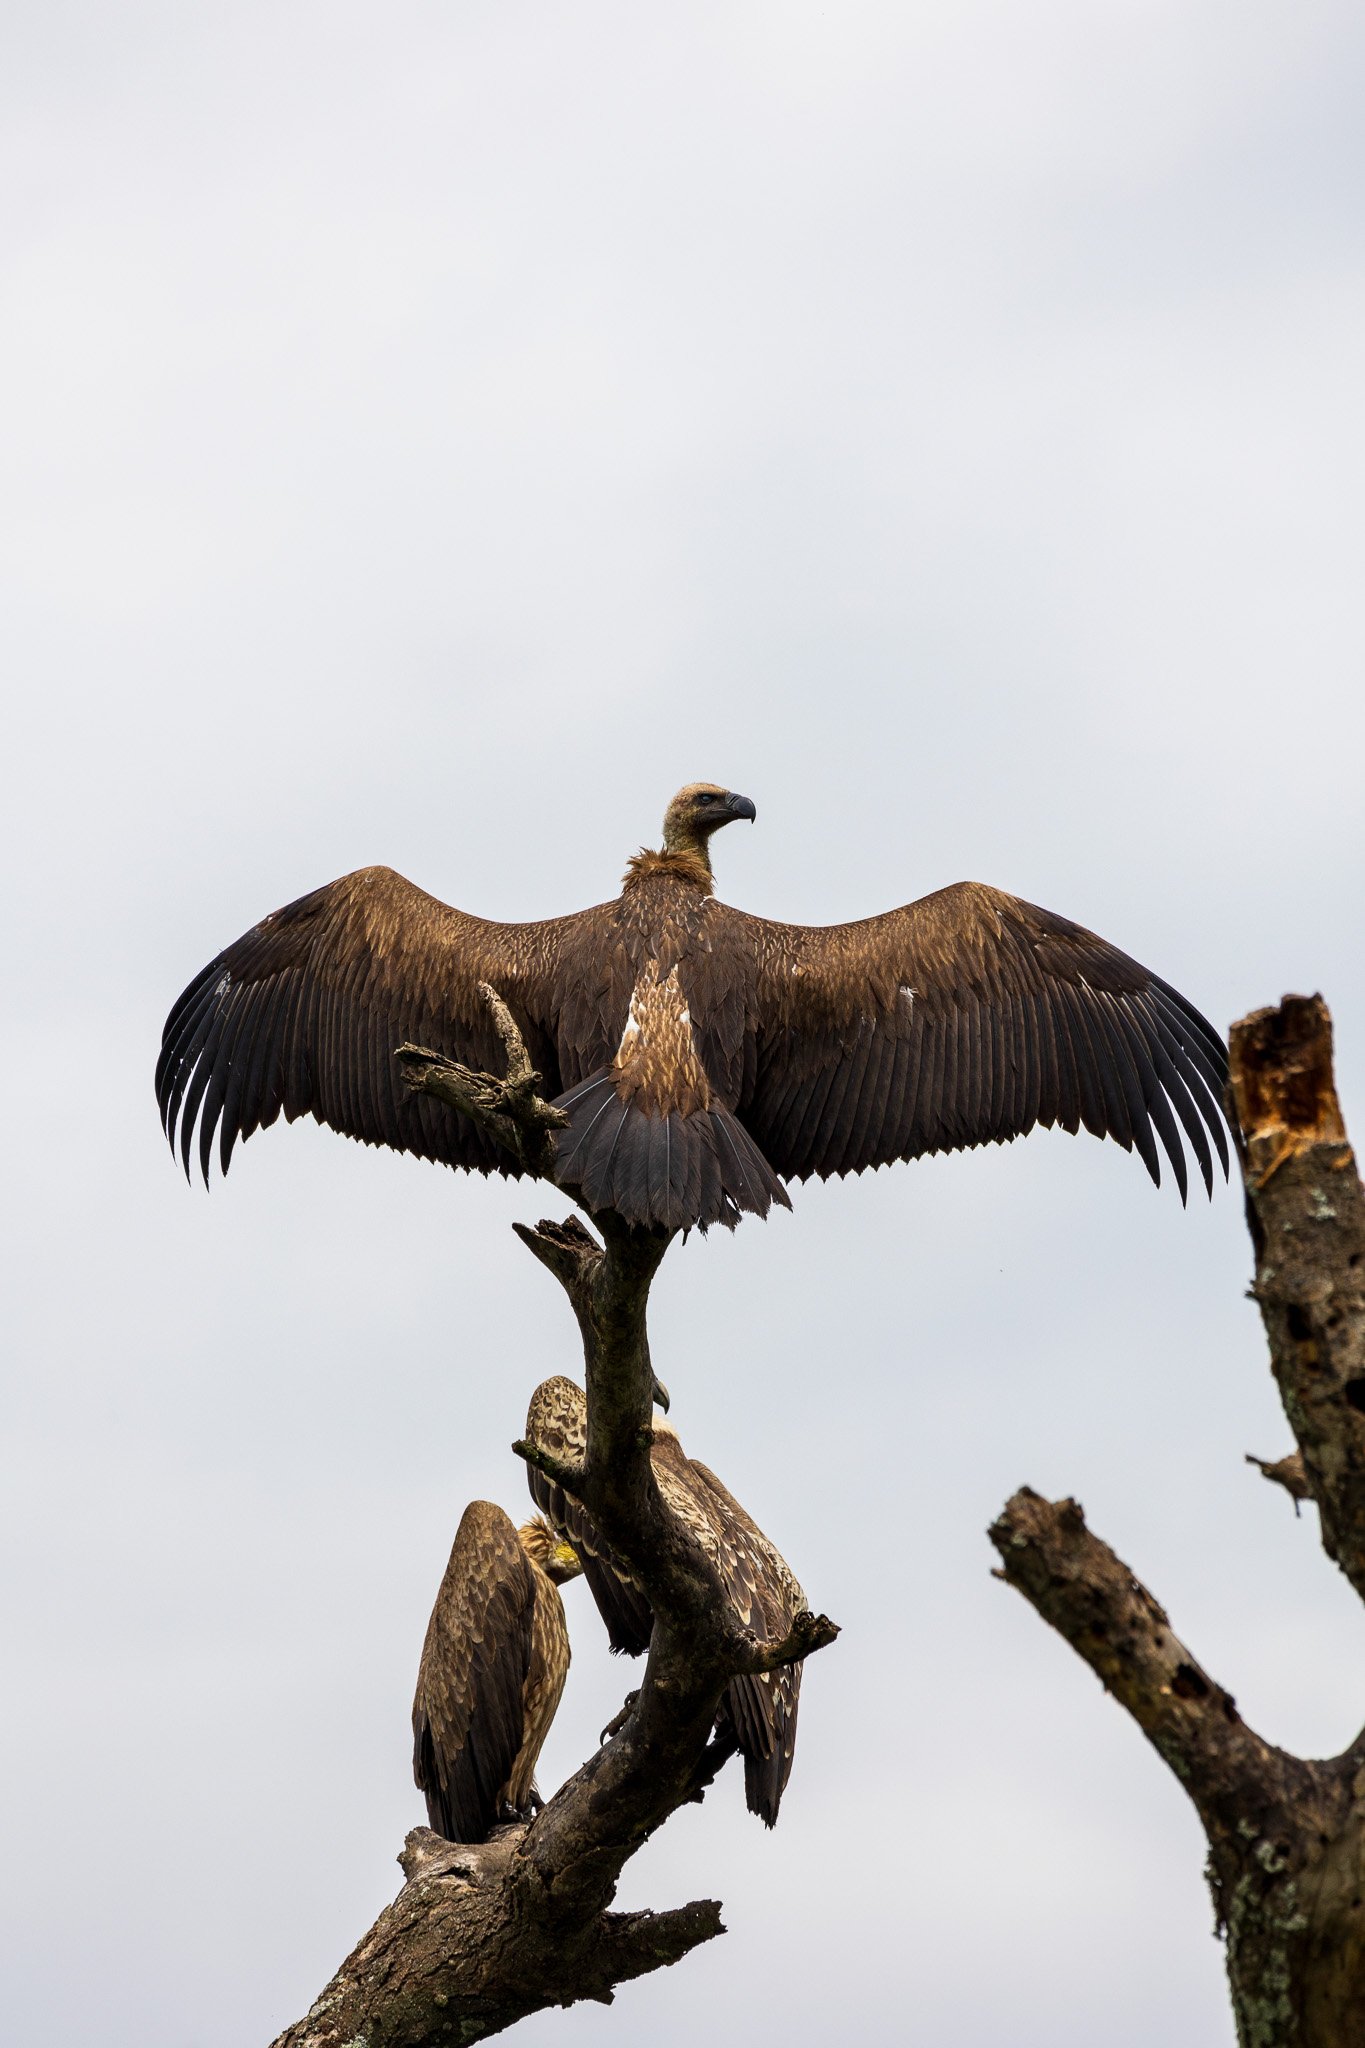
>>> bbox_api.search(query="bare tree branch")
[1245,1449,1311,1511]
[989,1489,1313,1837]
[991,994,1365,2047]
[396,985,568,1176]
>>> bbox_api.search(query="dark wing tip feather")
[157,870,552,1187]
[1150,972,1230,1074]
[1147,981,1233,1192]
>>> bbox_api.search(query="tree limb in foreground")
[992,995,1365,2048]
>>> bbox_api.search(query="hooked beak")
[652,1375,671,1414]
[725,792,757,823]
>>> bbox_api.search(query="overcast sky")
[4,5,1365,2044]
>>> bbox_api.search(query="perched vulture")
[158,782,1231,1232]
[524,1375,806,1828]
[412,1502,582,1843]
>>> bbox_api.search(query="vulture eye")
[695,790,717,805]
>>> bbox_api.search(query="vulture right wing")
[682,1456,806,1828]
[156,866,598,1183]
[412,1500,536,1844]
[739,881,1231,1199]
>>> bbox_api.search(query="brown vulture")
[524,1375,806,1828]
[157,782,1231,1231]
[412,1502,582,1843]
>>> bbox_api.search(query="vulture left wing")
[735,882,1230,1199]
[156,866,598,1183]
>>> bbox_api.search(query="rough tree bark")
[991,995,1365,2046]
[269,1017,837,2048]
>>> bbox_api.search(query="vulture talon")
[600,1691,641,1745]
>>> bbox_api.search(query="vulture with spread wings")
[412,1502,582,1843]
[158,782,1230,1231]
[523,1375,807,1828]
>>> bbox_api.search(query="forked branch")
[397,984,567,1176]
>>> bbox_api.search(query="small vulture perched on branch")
[412,1503,582,1844]
[524,1375,807,1827]
[157,782,1231,1230]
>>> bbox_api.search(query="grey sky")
[4,5,1364,2043]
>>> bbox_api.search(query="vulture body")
[158,783,1231,1232]
[412,1503,582,1843]
[524,1375,806,1828]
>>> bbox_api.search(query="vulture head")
[517,1516,585,1586]
[661,783,757,867]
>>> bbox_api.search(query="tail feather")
[554,1075,617,1168]
[682,1115,704,1221]
[646,1115,670,1225]
[552,1073,790,1231]
[665,1113,692,1220]
[697,1123,722,1225]
[588,1102,631,1195]
[623,1103,653,1220]
[713,1675,801,1829]
[742,1725,795,1829]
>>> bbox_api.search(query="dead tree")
[269,1017,837,2048]
[992,995,1365,2046]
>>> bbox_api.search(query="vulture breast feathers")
[158,781,1231,1232]
[524,1375,807,1829]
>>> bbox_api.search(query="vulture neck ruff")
[624,846,716,894]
